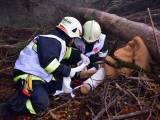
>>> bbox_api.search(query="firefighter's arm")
[98,39,108,58]
[63,47,81,60]
[90,39,109,63]
[37,36,71,77]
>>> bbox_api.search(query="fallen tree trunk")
[57,2,160,62]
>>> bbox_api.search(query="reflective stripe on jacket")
[98,50,108,57]
[63,47,72,59]
[13,74,48,82]
[14,35,65,82]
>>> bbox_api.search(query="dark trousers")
[7,77,62,115]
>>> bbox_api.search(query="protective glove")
[69,68,76,78]
[80,54,90,64]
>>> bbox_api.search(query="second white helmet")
[83,20,101,43]
[57,16,82,38]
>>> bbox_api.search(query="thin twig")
[44,99,72,117]
[115,83,133,99]
[147,8,160,58]
[126,89,142,110]
[86,104,96,118]
[48,110,56,120]
[93,95,123,120]
[116,84,142,110]
[104,110,150,120]
[127,76,154,82]
[147,100,155,120]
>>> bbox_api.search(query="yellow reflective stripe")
[26,99,36,114]
[99,50,108,54]
[63,47,72,59]
[99,50,108,57]
[32,43,37,52]
[14,74,28,82]
[72,47,78,50]
[52,77,56,81]
[45,58,60,74]
[14,74,45,83]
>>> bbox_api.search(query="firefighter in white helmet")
[79,20,108,66]
[62,20,108,87]
[78,20,108,94]
[63,20,108,68]
[0,16,90,117]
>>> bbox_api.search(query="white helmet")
[83,20,101,43]
[57,16,82,38]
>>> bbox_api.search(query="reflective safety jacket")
[74,33,108,62]
[14,30,71,82]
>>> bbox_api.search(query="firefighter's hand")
[69,68,76,78]
[81,54,90,64]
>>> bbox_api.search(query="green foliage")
[84,15,95,21]
[106,34,119,41]
[127,86,132,89]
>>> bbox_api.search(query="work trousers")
[7,77,62,115]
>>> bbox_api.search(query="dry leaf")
[150,83,157,90]
[85,111,90,116]
[119,107,136,114]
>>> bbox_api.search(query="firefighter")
[0,16,90,117]
[63,20,108,70]
[62,20,108,86]
[75,20,108,68]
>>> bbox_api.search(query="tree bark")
[57,2,160,61]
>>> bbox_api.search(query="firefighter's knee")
[28,84,49,113]
[34,96,49,112]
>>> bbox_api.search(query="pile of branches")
[44,71,160,120]
[0,27,41,79]
[93,72,160,120]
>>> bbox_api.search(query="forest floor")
[0,60,160,120]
